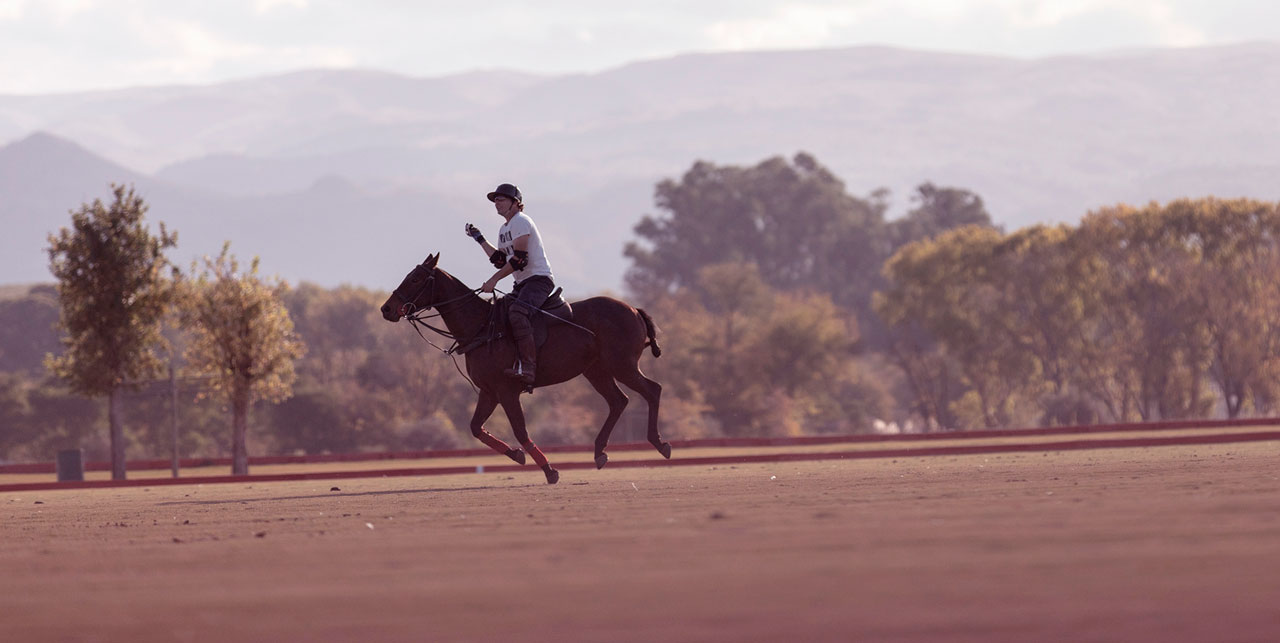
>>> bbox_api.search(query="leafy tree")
[0,382,106,462]
[889,182,996,248]
[0,285,62,375]
[0,374,31,457]
[1076,203,1215,421]
[877,197,1280,429]
[877,226,1042,429]
[283,284,378,385]
[625,153,889,315]
[176,245,305,474]
[45,185,176,479]
[641,262,868,436]
[1169,198,1280,416]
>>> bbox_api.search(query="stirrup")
[504,360,535,386]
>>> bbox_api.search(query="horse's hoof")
[658,442,672,459]
[505,448,526,465]
[594,452,608,469]
[544,467,560,485]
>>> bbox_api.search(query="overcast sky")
[1,0,1277,94]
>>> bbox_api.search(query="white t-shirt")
[498,212,554,283]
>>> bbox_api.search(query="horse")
[379,254,671,484]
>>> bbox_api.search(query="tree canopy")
[45,185,176,478]
[625,153,888,310]
[877,197,1280,429]
[176,244,305,475]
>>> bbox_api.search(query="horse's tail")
[638,308,662,358]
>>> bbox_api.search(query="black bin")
[56,449,84,482]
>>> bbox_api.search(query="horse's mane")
[432,265,492,310]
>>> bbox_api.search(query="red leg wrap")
[476,431,512,454]
[521,441,549,467]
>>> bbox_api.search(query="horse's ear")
[423,253,439,269]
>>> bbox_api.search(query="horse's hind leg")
[583,366,629,469]
[500,391,558,484]
[615,368,671,459]
[470,390,526,465]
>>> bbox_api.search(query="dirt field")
[3,441,1278,642]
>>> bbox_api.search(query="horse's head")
[380,253,440,322]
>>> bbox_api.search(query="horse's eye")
[409,275,420,283]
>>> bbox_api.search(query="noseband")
[393,264,436,319]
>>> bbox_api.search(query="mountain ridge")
[3,43,1279,293]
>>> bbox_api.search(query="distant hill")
[3,43,1279,294]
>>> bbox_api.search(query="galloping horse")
[380,254,671,484]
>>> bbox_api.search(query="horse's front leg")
[500,392,559,484]
[471,390,527,465]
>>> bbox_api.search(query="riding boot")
[504,315,537,387]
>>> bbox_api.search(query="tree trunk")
[170,362,180,478]
[108,387,126,480]
[231,383,250,475]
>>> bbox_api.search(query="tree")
[889,182,996,248]
[177,245,305,475]
[1172,198,1280,417]
[624,153,889,315]
[876,226,1038,429]
[283,284,378,385]
[46,185,176,479]
[639,262,866,436]
[0,285,62,375]
[1076,203,1214,421]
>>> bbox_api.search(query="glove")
[464,223,485,244]
[489,249,507,269]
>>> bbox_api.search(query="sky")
[1,0,1278,94]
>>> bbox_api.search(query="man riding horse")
[464,183,554,389]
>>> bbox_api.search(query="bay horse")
[380,254,671,484]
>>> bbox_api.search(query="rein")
[403,288,488,353]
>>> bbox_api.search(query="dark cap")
[486,183,522,203]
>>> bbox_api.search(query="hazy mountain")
[0,132,625,294]
[0,132,148,283]
[3,43,1279,294]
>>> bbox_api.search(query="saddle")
[454,288,573,355]
[505,287,574,349]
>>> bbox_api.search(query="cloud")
[254,0,308,13]
[705,4,868,50]
[0,1,27,21]
[698,0,1213,55]
[0,0,99,23]
[0,0,1270,94]
[989,0,1206,46]
[1130,0,1207,46]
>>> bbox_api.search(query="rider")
[464,183,555,387]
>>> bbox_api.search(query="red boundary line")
[3,430,1276,494]
[5,416,1279,475]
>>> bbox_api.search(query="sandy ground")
[2,441,1278,642]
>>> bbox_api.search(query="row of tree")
[877,197,1280,428]
[39,185,302,478]
[4,154,1276,472]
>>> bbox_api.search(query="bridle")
[392,263,490,391]
[392,264,438,320]
[393,264,487,344]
